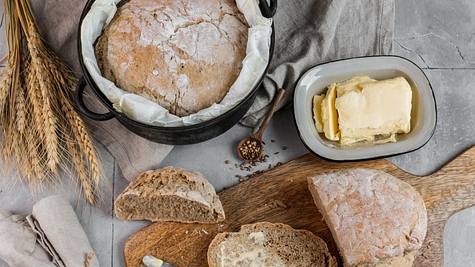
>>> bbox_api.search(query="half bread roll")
[308,168,427,267]
[115,167,225,223]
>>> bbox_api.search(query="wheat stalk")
[60,96,101,187]
[0,0,104,204]
[26,38,60,173]
[66,138,96,205]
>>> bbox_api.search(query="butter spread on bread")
[208,222,337,267]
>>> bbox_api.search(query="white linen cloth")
[0,196,99,267]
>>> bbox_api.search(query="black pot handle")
[259,0,277,18]
[75,77,115,121]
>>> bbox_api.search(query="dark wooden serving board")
[124,146,475,267]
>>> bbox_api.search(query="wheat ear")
[0,65,13,114]
[66,138,97,204]
[26,39,59,173]
[60,96,101,186]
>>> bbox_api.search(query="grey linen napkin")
[0,212,54,267]
[26,0,394,179]
[0,195,99,267]
[241,0,395,126]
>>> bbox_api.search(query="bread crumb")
[202,229,209,235]
[84,252,95,267]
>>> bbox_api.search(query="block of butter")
[321,84,340,141]
[313,76,412,145]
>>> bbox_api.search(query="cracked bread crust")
[114,167,225,223]
[95,0,248,116]
[308,169,427,267]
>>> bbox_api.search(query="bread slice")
[207,222,337,267]
[115,167,225,223]
[308,169,427,267]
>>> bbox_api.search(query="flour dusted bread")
[95,0,248,116]
[115,167,225,223]
[207,222,337,267]
[308,169,427,267]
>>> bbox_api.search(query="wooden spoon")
[237,88,286,161]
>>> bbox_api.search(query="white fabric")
[80,0,272,127]
[0,212,54,267]
[0,196,99,267]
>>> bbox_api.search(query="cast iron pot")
[75,0,277,145]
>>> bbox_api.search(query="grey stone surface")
[394,0,475,69]
[388,69,475,175]
[0,1,475,267]
[161,105,308,192]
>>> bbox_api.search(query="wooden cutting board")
[124,146,475,267]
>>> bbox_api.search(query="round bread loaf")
[95,0,248,116]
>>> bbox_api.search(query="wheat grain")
[15,83,26,133]
[26,66,45,139]
[0,64,13,114]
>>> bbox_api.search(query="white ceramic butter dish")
[293,56,437,161]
